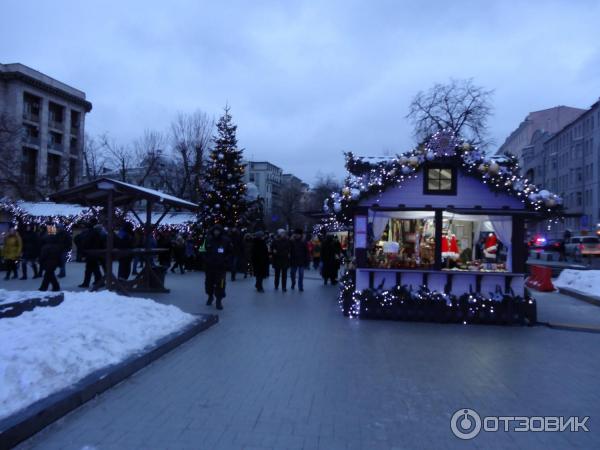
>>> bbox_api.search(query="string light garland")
[338,271,536,325]
[322,129,564,226]
[0,201,193,234]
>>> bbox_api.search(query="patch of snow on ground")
[0,289,59,305]
[0,291,195,421]
[554,269,600,298]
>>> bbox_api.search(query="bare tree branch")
[100,133,135,182]
[82,134,108,181]
[406,78,494,148]
[132,129,165,186]
[307,173,341,211]
[168,111,213,201]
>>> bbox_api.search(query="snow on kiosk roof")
[49,178,198,210]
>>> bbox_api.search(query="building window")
[70,137,79,155]
[23,92,41,122]
[69,159,77,187]
[424,165,456,195]
[49,102,64,126]
[49,132,63,151]
[47,154,62,190]
[21,147,37,186]
[70,110,80,135]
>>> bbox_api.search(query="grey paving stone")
[6,263,600,449]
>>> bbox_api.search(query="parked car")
[528,235,547,250]
[564,236,600,260]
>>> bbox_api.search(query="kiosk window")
[425,166,456,194]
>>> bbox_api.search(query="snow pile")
[0,289,59,305]
[554,269,600,298]
[0,291,195,420]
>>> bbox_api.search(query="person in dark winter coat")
[73,230,85,262]
[271,229,291,291]
[157,231,172,267]
[79,223,105,288]
[250,231,269,292]
[321,234,342,285]
[38,225,62,291]
[116,223,134,280]
[55,224,72,278]
[19,224,40,279]
[204,224,232,310]
[170,234,186,274]
[229,227,244,281]
[243,233,254,278]
[289,229,309,291]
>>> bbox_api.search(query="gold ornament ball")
[478,163,487,173]
[488,161,500,175]
[408,156,419,167]
[462,142,471,151]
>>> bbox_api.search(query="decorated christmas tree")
[201,105,247,229]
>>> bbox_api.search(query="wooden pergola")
[50,178,198,294]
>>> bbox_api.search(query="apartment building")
[0,63,92,199]
[243,161,283,221]
[538,99,600,235]
[496,106,585,164]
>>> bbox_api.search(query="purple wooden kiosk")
[350,158,540,297]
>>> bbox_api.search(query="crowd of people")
[1,223,73,291]
[201,226,346,310]
[1,221,347,305]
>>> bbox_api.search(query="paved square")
[5,263,600,449]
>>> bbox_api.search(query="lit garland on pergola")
[321,129,564,229]
[0,201,194,234]
[0,201,99,231]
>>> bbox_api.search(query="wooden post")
[106,189,114,290]
[145,200,152,250]
[434,209,443,270]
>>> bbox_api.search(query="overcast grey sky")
[2,0,599,184]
